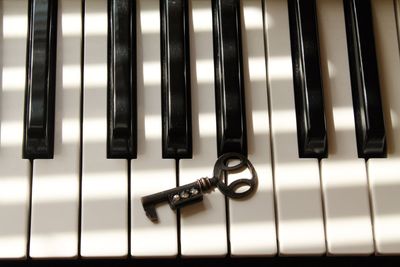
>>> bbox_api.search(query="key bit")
[141,178,215,222]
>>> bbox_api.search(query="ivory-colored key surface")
[264,0,325,255]
[130,0,177,257]
[317,0,374,255]
[0,0,30,258]
[368,0,400,254]
[81,0,128,257]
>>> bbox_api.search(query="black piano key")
[288,0,327,158]
[107,0,136,159]
[212,0,247,156]
[161,0,192,159]
[23,0,57,159]
[343,0,386,158]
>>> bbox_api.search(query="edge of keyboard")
[1,256,399,267]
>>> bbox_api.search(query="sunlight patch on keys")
[81,230,128,256]
[268,111,297,134]
[62,65,81,89]
[0,121,23,146]
[3,15,27,37]
[279,219,329,252]
[84,13,107,35]
[268,56,293,80]
[131,224,180,257]
[28,233,77,256]
[29,175,78,202]
[247,58,268,81]
[140,9,163,33]
[242,5,264,29]
[83,172,128,200]
[0,0,30,259]
[331,107,361,131]
[83,64,107,87]
[195,59,214,83]
[82,118,106,142]
[190,5,212,31]
[61,13,81,36]
[61,119,80,142]
[1,67,25,91]
[0,237,28,258]
[142,62,161,85]
[0,178,29,204]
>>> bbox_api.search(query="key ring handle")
[212,152,257,199]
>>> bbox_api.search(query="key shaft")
[141,178,215,222]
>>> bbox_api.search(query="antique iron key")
[141,152,257,222]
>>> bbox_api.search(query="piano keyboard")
[0,0,400,259]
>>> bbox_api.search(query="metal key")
[141,152,257,222]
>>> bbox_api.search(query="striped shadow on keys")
[317,0,374,255]
[228,0,276,256]
[29,0,81,258]
[0,0,30,259]
[179,0,224,256]
[179,0,276,257]
[264,0,326,255]
[368,0,400,254]
[130,0,177,257]
[81,0,128,257]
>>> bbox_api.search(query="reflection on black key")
[344,0,386,158]
[23,0,57,159]
[107,0,136,158]
[212,0,247,156]
[288,0,327,158]
[161,0,192,159]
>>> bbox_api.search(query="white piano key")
[81,0,128,257]
[0,0,30,259]
[264,0,326,255]
[368,0,400,254]
[130,0,177,257]
[179,0,226,256]
[227,0,276,256]
[317,0,374,255]
[29,0,81,258]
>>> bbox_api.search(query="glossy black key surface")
[288,0,327,158]
[161,0,192,158]
[212,0,247,156]
[107,0,136,158]
[344,0,386,158]
[23,0,57,159]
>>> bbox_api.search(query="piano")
[0,0,400,265]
